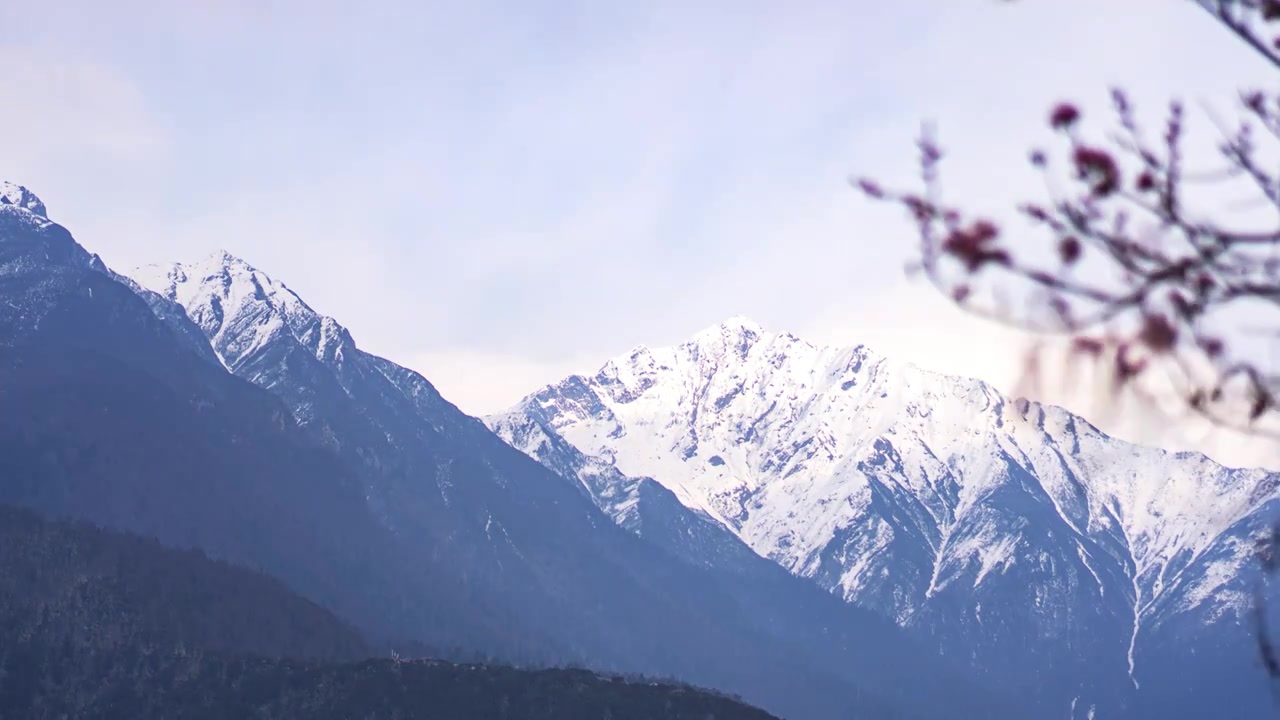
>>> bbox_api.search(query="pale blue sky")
[1,0,1273,448]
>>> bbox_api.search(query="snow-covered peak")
[130,251,352,373]
[134,250,311,318]
[504,319,1280,677]
[694,315,764,339]
[684,315,769,357]
[0,182,48,219]
[135,250,278,297]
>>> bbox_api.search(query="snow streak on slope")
[492,317,1280,699]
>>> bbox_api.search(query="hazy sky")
[2,1,1277,463]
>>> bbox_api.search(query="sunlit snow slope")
[491,316,1280,717]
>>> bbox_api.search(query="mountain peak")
[503,309,1280,714]
[208,247,247,266]
[137,251,292,300]
[688,316,764,351]
[717,315,763,335]
[129,252,344,374]
[194,249,260,276]
[0,181,48,218]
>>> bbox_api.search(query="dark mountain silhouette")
[0,503,778,720]
[0,503,369,663]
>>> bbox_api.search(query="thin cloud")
[3,0,1276,468]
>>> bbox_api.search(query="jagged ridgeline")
[491,316,1280,718]
[0,180,998,720]
[22,172,1268,716]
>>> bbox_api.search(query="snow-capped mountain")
[0,179,48,217]
[11,163,1261,714]
[491,316,1280,717]
[127,250,1002,720]
[4,186,927,719]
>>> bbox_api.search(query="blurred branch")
[856,0,1280,695]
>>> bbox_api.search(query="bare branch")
[856,0,1280,690]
